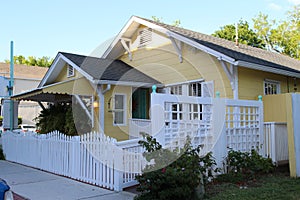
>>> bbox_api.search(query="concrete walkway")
[0,160,136,200]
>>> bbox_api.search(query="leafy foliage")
[217,149,274,183]
[0,146,5,160]
[151,16,181,27]
[135,134,218,200]
[35,103,77,135]
[5,55,53,67]
[212,20,265,48]
[253,6,300,59]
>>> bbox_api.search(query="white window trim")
[113,93,127,126]
[264,79,281,95]
[67,64,75,77]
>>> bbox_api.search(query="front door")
[132,88,149,119]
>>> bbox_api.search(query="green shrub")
[0,116,3,127]
[217,148,274,183]
[35,103,76,135]
[18,116,22,125]
[0,146,5,160]
[134,134,218,200]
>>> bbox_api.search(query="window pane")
[264,81,280,95]
[115,111,124,124]
[189,82,202,96]
[115,95,124,109]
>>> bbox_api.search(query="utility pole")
[8,41,14,131]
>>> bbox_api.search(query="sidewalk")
[0,160,136,200]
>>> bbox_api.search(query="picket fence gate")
[1,131,145,191]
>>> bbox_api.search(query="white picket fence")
[1,94,270,191]
[1,131,146,191]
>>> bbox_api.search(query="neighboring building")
[0,63,48,124]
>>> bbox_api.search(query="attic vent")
[67,64,74,77]
[139,28,152,47]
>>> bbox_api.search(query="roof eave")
[235,60,300,78]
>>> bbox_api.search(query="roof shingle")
[61,52,161,84]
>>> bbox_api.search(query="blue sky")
[1,0,299,62]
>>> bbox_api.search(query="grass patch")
[205,169,300,200]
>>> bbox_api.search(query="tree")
[212,20,265,49]
[151,16,181,27]
[253,6,300,59]
[5,55,53,67]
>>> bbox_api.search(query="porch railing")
[129,118,151,139]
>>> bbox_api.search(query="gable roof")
[103,16,300,78]
[41,52,161,87]
[139,17,300,74]
[0,63,48,80]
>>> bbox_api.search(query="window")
[264,80,280,95]
[114,94,126,125]
[170,85,183,95]
[67,64,74,77]
[168,80,213,97]
[139,28,152,47]
[189,82,201,97]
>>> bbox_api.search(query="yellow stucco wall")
[104,85,131,141]
[238,67,300,100]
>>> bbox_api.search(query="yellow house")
[13,15,300,140]
[12,16,300,177]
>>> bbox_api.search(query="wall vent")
[139,28,152,47]
[67,64,74,77]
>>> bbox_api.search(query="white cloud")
[268,2,282,10]
[288,0,300,5]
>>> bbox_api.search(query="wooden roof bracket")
[169,37,183,63]
[219,58,235,90]
[74,94,93,127]
[219,58,239,99]
[120,38,132,61]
